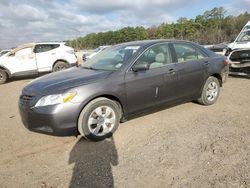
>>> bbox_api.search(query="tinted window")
[34,44,60,53]
[135,44,172,69]
[173,43,206,63]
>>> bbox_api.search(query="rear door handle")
[168,68,176,75]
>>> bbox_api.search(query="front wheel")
[198,76,220,105]
[0,69,8,84]
[78,98,120,141]
[52,61,69,72]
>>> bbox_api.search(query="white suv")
[0,42,77,84]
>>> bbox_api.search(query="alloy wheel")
[206,82,218,102]
[87,106,116,137]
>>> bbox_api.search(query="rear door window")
[34,44,60,53]
[173,43,207,63]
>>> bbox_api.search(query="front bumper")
[229,62,250,76]
[19,99,81,136]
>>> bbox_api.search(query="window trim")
[169,42,208,64]
[126,42,175,72]
[34,44,60,53]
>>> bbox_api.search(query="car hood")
[0,55,8,65]
[23,67,112,95]
[227,42,235,50]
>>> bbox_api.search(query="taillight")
[223,58,230,66]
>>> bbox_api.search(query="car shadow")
[229,75,250,80]
[69,137,118,188]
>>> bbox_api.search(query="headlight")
[34,91,77,107]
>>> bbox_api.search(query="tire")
[78,97,121,141]
[52,61,69,72]
[0,69,8,84]
[198,76,220,105]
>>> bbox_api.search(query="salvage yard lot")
[0,77,250,187]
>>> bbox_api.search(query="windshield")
[81,45,141,71]
[243,25,250,31]
[236,30,250,42]
[94,47,101,52]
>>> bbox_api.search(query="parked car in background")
[82,45,110,61]
[19,40,229,141]
[0,42,77,84]
[0,49,10,57]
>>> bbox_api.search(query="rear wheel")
[52,61,69,72]
[198,76,220,105]
[0,69,7,84]
[78,98,120,141]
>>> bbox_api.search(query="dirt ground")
[0,77,250,188]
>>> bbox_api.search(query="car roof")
[35,42,64,45]
[9,42,64,53]
[117,39,197,47]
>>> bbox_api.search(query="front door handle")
[204,61,209,66]
[168,68,176,75]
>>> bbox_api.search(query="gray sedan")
[19,40,229,141]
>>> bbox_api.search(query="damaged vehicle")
[0,42,77,84]
[228,49,250,76]
[224,20,250,56]
[223,20,250,76]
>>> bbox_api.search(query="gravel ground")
[0,77,250,188]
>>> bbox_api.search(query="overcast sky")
[0,0,250,49]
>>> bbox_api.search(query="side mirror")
[132,63,148,72]
[9,52,15,57]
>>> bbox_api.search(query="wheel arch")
[210,73,222,87]
[78,94,125,122]
[52,59,70,69]
[0,66,11,78]
[198,73,222,99]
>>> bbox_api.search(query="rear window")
[34,44,60,53]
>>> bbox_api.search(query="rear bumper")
[19,101,81,136]
[221,65,229,83]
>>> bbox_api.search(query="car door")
[8,47,37,75]
[170,42,208,99]
[124,43,178,114]
[34,44,60,72]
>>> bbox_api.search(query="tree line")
[67,7,250,49]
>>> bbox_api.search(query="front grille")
[19,95,35,106]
